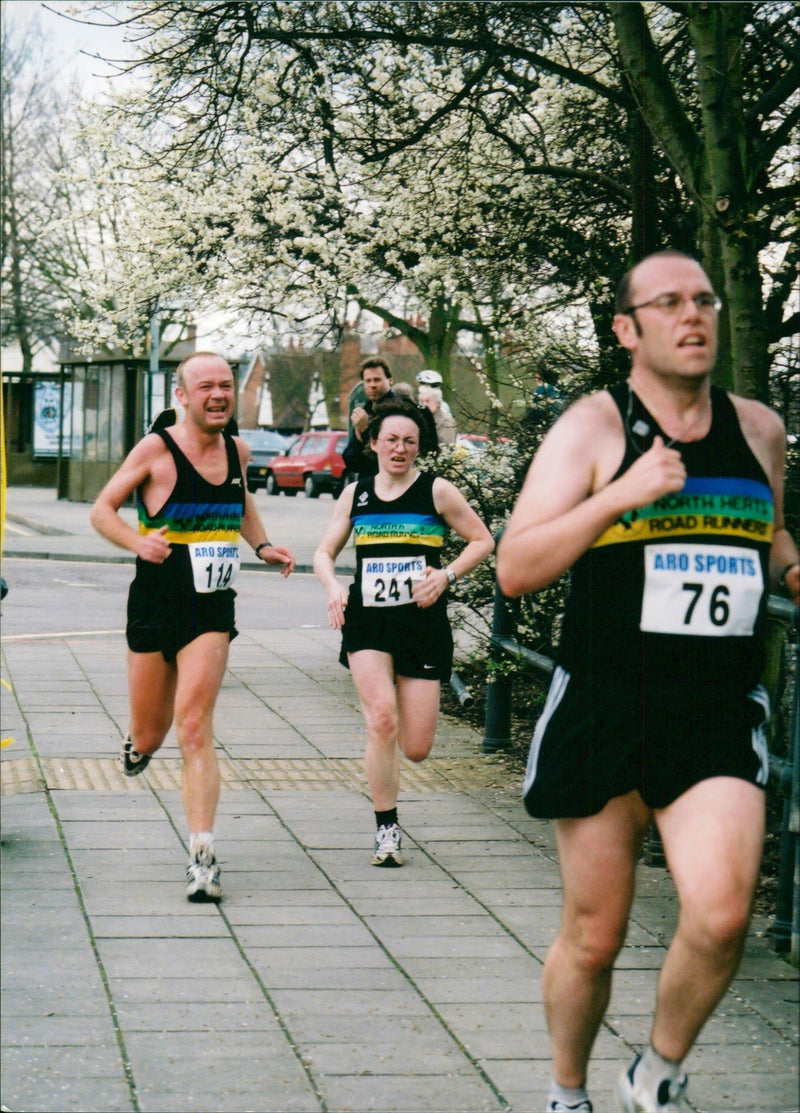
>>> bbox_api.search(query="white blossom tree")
[1,8,67,370]
[73,1,798,402]
[1,4,160,365]
[77,76,572,398]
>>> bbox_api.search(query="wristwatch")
[445,567,458,587]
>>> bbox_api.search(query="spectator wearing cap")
[417,369,456,420]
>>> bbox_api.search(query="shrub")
[420,397,569,694]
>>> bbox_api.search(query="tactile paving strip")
[1,755,509,796]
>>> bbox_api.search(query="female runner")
[314,402,494,866]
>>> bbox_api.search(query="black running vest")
[350,471,447,610]
[135,429,245,596]
[556,384,773,696]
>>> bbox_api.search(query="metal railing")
[482,574,799,965]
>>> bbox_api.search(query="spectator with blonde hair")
[418,383,457,445]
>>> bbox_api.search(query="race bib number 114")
[189,541,240,594]
[641,543,763,637]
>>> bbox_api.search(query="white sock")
[633,1044,683,1100]
[190,831,215,859]
[548,1078,589,1107]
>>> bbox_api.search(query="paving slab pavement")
[1,486,798,1113]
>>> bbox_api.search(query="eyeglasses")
[377,435,419,449]
[622,292,722,316]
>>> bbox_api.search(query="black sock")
[375,808,398,829]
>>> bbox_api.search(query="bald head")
[176,351,231,390]
[173,352,236,433]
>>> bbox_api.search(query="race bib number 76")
[641,543,763,637]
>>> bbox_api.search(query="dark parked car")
[239,429,292,492]
[266,430,348,498]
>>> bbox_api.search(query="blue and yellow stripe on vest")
[353,512,446,549]
[593,476,773,549]
[138,500,242,545]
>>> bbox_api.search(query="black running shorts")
[126,574,238,663]
[523,666,770,818]
[339,595,453,682]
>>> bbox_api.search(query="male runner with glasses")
[497,251,799,1113]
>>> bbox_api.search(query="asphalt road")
[0,557,332,639]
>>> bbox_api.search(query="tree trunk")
[697,217,733,392]
[425,294,462,394]
[626,100,659,261]
[611,1,768,400]
[358,293,462,396]
[689,3,768,401]
[483,339,501,436]
[6,168,34,375]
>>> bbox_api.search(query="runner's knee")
[680,894,752,955]
[174,704,215,753]
[400,736,434,763]
[562,911,628,974]
[364,699,399,743]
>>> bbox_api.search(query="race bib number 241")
[361,557,425,607]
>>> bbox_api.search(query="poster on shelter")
[33,380,71,457]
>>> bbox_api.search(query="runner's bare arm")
[731,397,799,604]
[408,478,494,610]
[432,477,495,576]
[497,394,687,597]
[89,436,172,563]
[314,483,356,629]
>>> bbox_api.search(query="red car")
[266,430,348,498]
[457,433,490,453]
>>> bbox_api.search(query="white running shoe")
[617,1058,690,1112]
[120,735,151,777]
[371,822,403,867]
[186,846,222,902]
[546,1099,593,1112]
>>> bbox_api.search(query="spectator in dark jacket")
[342,357,396,478]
